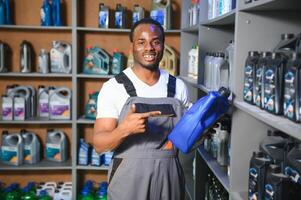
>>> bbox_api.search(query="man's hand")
[119,104,161,135]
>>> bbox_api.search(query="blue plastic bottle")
[0,0,6,25]
[52,0,62,26]
[78,188,94,200]
[4,0,12,24]
[41,0,52,26]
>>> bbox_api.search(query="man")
[93,18,190,200]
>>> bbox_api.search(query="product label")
[50,100,70,118]
[254,66,264,107]
[248,167,259,200]
[2,97,13,120]
[133,12,140,25]
[39,98,49,117]
[104,152,113,166]
[14,98,25,120]
[1,146,18,164]
[50,49,63,72]
[243,65,254,103]
[265,184,274,200]
[46,143,62,161]
[150,10,165,28]
[115,11,123,28]
[91,149,102,166]
[78,144,90,165]
[99,11,109,28]
[24,146,32,161]
[40,8,46,24]
[283,68,296,120]
[264,68,276,112]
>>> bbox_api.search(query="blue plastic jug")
[41,0,52,26]
[0,0,6,25]
[52,0,62,26]
[4,0,12,25]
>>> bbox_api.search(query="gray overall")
[107,72,185,200]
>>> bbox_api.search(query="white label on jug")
[46,143,62,161]
[50,100,70,117]
[39,98,49,117]
[151,10,165,28]
[14,98,25,120]
[99,11,109,27]
[2,97,13,120]
[24,145,32,161]
[50,49,63,72]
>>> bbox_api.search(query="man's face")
[132,24,164,71]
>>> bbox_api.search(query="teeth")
[144,55,155,59]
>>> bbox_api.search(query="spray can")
[20,40,33,73]
[0,41,9,72]
[150,0,172,30]
[98,3,109,28]
[132,4,144,25]
[38,49,50,74]
[45,129,68,162]
[115,4,126,29]
[41,0,52,26]
[111,50,125,75]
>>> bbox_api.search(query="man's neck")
[131,66,160,86]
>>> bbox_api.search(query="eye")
[136,40,145,45]
[152,40,161,46]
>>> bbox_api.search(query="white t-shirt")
[96,68,190,119]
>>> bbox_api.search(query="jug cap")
[248,51,259,57]
[281,33,295,40]
[291,52,301,61]
[269,164,281,174]
[261,51,272,58]
[86,45,93,50]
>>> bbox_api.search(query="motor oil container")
[21,130,41,164]
[52,0,63,26]
[204,53,210,87]
[38,49,49,74]
[254,52,272,108]
[248,151,272,200]
[45,129,68,162]
[274,33,296,56]
[190,0,199,26]
[54,189,72,200]
[210,129,218,159]
[150,0,172,30]
[132,4,144,25]
[264,164,293,200]
[50,41,72,74]
[127,51,134,68]
[83,46,111,75]
[20,40,33,73]
[98,3,109,28]
[225,40,235,92]
[159,44,178,76]
[91,148,103,167]
[49,87,71,120]
[263,52,285,115]
[216,118,230,166]
[2,95,13,120]
[0,41,9,72]
[85,91,99,120]
[283,53,301,122]
[78,189,94,200]
[111,50,125,75]
[38,86,49,118]
[78,138,91,166]
[22,186,37,200]
[243,51,260,104]
[103,151,113,166]
[41,0,52,26]
[212,52,226,90]
[115,4,126,29]
[38,190,52,200]
[188,45,198,80]
[0,0,5,25]
[218,56,230,89]
[13,95,26,120]
[207,53,215,89]
[1,133,23,166]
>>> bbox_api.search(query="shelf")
[0,117,72,124]
[178,76,211,93]
[76,165,109,171]
[77,117,95,124]
[234,100,301,140]
[0,25,72,31]
[77,27,181,33]
[0,159,72,170]
[0,72,72,78]
[77,74,114,79]
[200,10,236,26]
[181,25,199,33]
[197,147,230,193]
[240,0,301,11]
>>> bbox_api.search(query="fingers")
[140,111,161,118]
[127,104,136,115]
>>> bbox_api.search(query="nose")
[145,42,155,51]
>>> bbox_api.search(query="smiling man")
[93,18,190,200]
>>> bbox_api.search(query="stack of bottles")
[203,116,231,176]
[0,181,72,200]
[99,0,172,30]
[248,130,301,200]
[79,180,108,200]
[205,172,229,200]
[207,0,236,20]
[40,0,63,26]
[1,84,72,121]
[0,129,68,166]
[78,138,113,167]
[188,45,199,80]
[0,40,72,74]
[188,0,199,27]
[0,0,13,25]
[243,33,301,123]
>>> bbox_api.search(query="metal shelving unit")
[76,165,109,171]
[0,25,72,30]
[200,10,236,26]
[0,159,72,170]
[0,118,73,124]
[76,74,114,79]
[0,72,72,78]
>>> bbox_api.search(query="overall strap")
[167,74,176,97]
[115,72,137,97]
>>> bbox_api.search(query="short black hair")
[130,18,165,43]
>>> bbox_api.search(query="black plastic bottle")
[243,51,260,104]
[283,53,301,121]
[263,52,286,115]
[254,51,272,108]
[248,151,272,200]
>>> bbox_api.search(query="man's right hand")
[119,104,161,135]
